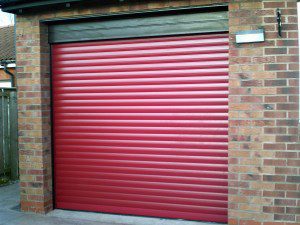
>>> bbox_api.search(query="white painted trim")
[0,63,15,68]
[0,81,12,88]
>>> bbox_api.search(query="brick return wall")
[15,0,299,224]
[228,1,300,224]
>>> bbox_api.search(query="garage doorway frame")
[46,3,229,222]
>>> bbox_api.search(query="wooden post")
[9,90,18,180]
[0,90,4,175]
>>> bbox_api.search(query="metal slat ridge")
[52,33,229,223]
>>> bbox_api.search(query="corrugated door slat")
[52,33,228,223]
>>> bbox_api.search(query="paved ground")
[0,182,216,225]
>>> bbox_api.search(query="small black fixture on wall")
[276,8,282,37]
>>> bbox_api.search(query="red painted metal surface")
[52,33,229,223]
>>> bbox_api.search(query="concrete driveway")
[0,182,217,225]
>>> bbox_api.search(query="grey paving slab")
[0,210,24,224]
[3,214,118,225]
[49,210,216,225]
[0,197,20,210]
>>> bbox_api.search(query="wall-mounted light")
[235,29,265,44]
[277,8,282,37]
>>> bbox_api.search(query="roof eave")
[1,0,84,13]
[0,59,15,64]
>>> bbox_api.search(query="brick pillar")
[228,1,299,224]
[16,18,52,213]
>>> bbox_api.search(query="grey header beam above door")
[48,5,228,44]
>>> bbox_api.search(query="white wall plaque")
[236,29,265,44]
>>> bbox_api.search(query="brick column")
[16,18,52,213]
[228,1,299,224]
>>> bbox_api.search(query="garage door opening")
[52,33,229,223]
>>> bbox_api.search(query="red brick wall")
[15,0,299,224]
[228,1,300,224]
[16,22,52,213]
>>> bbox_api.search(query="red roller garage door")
[52,33,229,223]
